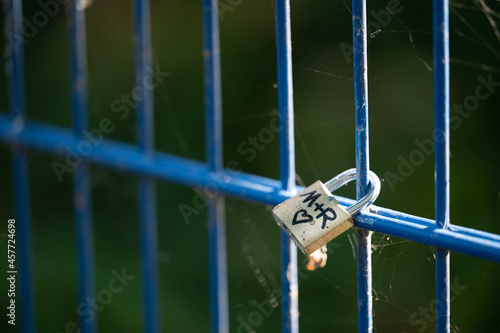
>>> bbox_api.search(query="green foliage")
[0,0,499,332]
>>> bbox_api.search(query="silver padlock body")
[272,181,353,255]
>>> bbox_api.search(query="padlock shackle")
[323,168,381,216]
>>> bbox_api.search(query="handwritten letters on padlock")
[272,181,354,255]
[292,190,337,229]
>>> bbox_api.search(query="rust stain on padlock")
[272,181,353,256]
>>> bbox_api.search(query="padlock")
[272,168,380,256]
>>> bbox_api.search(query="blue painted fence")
[2,0,499,332]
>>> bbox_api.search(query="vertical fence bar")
[4,0,36,332]
[207,196,227,333]
[433,0,451,331]
[68,2,96,333]
[352,0,373,332]
[275,1,298,332]
[202,1,229,332]
[12,148,35,333]
[132,0,160,332]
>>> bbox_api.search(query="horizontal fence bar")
[1,115,500,262]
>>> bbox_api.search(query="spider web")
[1,0,497,332]
[208,0,500,332]
[86,0,499,331]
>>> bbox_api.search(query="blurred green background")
[1,0,500,332]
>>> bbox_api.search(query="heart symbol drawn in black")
[292,209,313,225]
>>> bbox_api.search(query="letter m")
[299,190,321,207]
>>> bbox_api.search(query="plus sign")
[313,203,337,229]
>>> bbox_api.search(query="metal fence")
[1,0,500,332]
